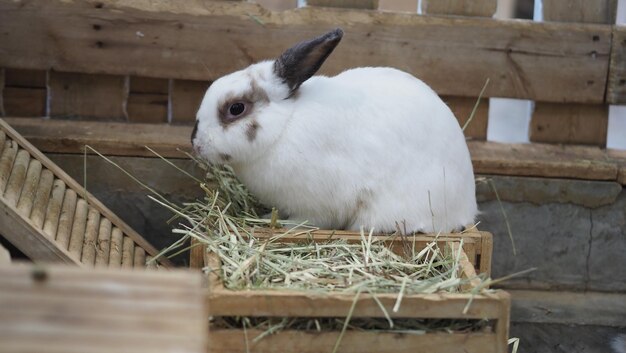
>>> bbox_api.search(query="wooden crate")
[197,228,509,353]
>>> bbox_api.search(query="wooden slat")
[421,0,496,17]
[542,0,617,24]
[2,69,47,117]
[529,103,608,146]
[127,76,169,124]
[5,117,622,183]
[533,1,612,146]
[0,69,4,117]
[209,330,498,353]
[255,0,297,11]
[29,169,54,228]
[0,264,207,353]
[49,71,127,121]
[445,96,488,140]
[307,0,378,9]
[0,190,80,264]
[607,26,626,104]
[81,207,100,266]
[0,119,172,265]
[608,149,626,185]
[468,140,618,181]
[208,289,509,319]
[171,79,210,124]
[16,159,42,217]
[509,289,626,327]
[0,0,611,103]
[378,0,416,12]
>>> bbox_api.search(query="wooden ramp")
[0,119,171,268]
[0,263,206,353]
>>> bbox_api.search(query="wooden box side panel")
[208,330,500,353]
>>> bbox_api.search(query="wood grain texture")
[378,0,417,12]
[49,71,127,121]
[255,0,297,11]
[607,149,626,185]
[4,149,30,207]
[307,0,378,9]
[171,79,210,124]
[529,103,608,146]
[127,76,169,123]
[95,218,112,267]
[209,330,499,353]
[1,116,619,182]
[208,289,509,319]
[68,198,89,259]
[421,0,496,17]
[16,159,42,217]
[467,140,618,181]
[0,0,611,103]
[509,289,626,327]
[0,263,207,353]
[29,169,54,228]
[0,140,18,193]
[0,118,172,265]
[607,26,626,104]
[55,189,78,249]
[444,96,488,140]
[542,0,617,24]
[0,191,80,264]
[42,179,66,238]
[6,117,621,183]
[81,207,100,266]
[2,69,47,117]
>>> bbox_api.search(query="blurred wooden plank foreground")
[0,263,207,353]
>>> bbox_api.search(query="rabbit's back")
[246,67,477,233]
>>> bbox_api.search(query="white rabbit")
[192,28,477,233]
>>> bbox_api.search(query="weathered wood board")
[421,0,496,17]
[0,263,207,353]
[0,118,172,267]
[529,103,608,146]
[607,26,626,104]
[542,0,617,24]
[2,69,47,117]
[5,117,623,184]
[0,0,611,103]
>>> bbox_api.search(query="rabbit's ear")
[274,28,343,95]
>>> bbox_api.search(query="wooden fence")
[0,0,624,184]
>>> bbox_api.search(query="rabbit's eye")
[229,103,246,116]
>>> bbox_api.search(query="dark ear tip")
[327,28,344,41]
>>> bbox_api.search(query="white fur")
[193,61,477,233]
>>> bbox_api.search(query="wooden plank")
[171,79,210,124]
[0,263,207,353]
[607,26,626,104]
[209,330,498,353]
[307,0,378,9]
[3,118,190,158]
[255,0,297,11]
[0,119,173,266]
[16,159,42,218]
[0,189,80,264]
[378,0,416,12]
[607,149,626,185]
[208,289,509,319]
[29,169,54,228]
[5,117,621,182]
[529,103,608,146]
[542,0,617,24]
[509,289,626,327]
[467,140,618,181]
[0,243,9,264]
[0,0,612,103]
[49,71,127,121]
[421,0,496,17]
[81,207,100,266]
[127,76,169,124]
[2,69,47,117]
[444,96,488,140]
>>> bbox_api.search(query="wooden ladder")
[0,118,171,268]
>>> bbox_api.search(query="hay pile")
[151,161,492,340]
